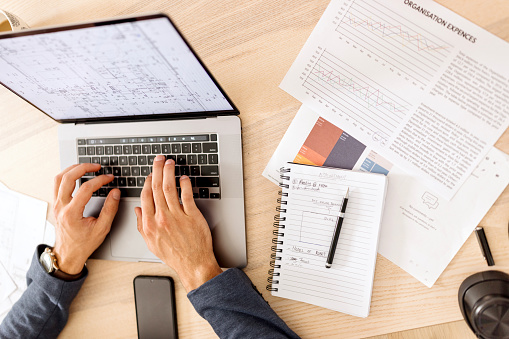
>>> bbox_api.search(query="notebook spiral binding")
[266,167,290,292]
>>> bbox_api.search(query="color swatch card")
[268,162,387,317]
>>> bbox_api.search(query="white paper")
[0,262,16,303]
[272,163,387,317]
[263,105,509,286]
[280,0,509,200]
[43,221,56,247]
[0,184,48,319]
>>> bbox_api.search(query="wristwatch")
[39,247,83,281]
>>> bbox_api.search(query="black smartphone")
[133,276,178,339]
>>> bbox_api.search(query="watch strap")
[52,267,84,281]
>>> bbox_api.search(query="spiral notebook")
[267,163,388,317]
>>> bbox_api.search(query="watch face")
[40,252,53,273]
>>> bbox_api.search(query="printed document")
[263,106,509,286]
[280,0,509,200]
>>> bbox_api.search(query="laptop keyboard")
[77,134,220,199]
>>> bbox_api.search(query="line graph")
[303,49,411,140]
[335,0,452,88]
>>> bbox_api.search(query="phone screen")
[133,276,178,339]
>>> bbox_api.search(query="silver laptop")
[0,14,247,268]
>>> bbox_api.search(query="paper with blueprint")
[0,182,49,322]
[280,0,509,200]
[263,106,509,286]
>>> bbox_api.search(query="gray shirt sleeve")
[187,268,300,339]
[0,245,87,339]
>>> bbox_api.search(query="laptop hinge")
[81,115,214,125]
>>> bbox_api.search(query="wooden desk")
[0,0,508,338]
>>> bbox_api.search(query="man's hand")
[52,163,120,275]
[135,155,222,293]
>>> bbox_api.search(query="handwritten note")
[271,163,387,317]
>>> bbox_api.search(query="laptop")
[0,14,247,268]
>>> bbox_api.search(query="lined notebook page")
[272,163,387,317]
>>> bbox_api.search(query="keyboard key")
[180,166,190,176]
[142,145,151,154]
[196,177,219,187]
[208,154,218,164]
[96,168,104,175]
[138,156,147,165]
[152,144,161,154]
[80,178,88,185]
[198,154,207,164]
[105,146,113,155]
[114,146,122,155]
[172,144,181,153]
[104,167,112,175]
[141,167,150,176]
[162,144,171,153]
[182,143,191,153]
[201,166,219,176]
[137,177,145,187]
[148,156,155,165]
[122,167,131,176]
[87,147,95,155]
[193,192,199,199]
[157,137,166,142]
[210,193,220,199]
[211,134,217,141]
[123,145,132,154]
[98,188,108,197]
[118,177,127,186]
[190,166,200,176]
[167,155,176,162]
[78,147,86,156]
[174,166,180,176]
[96,146,104,155]
[113,167,121,176]
[188,155,197,165]
[203,143,218,153]
[127,177,136,187]
[78,139,86,145]
[189,177,196,187]
[176,155,186,165]
[118,187,142,197]
[129,156,137,165]
[175,177,181,188]
[133,145,141,154]
[79,157,91,164]
[199,188,209,199]
[101,157,109,166]
[119,156,128,166]
[192,143,202,153]
[92,157,100,164]
[132,167,141,176]
[110,156,119,166]
[109,177,118,187]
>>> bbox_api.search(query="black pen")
[326,188,349,269]
[475,226,495,266]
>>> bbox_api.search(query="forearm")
[0,245,87,339]
[188,268,300,339]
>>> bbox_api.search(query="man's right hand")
[135,155,223,293]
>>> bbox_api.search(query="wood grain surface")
[0,0,507,338]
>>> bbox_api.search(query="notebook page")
[272,163,387,317]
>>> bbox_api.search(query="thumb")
[97,189,121,230]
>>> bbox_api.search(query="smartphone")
[133,276,178,339]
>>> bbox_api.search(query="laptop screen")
[0,15,236,122]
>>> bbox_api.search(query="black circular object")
[459,271,509,339]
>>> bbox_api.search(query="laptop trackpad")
[109,200,158,260]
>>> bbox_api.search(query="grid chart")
[336,0,452,87]
[303,49,411,141]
